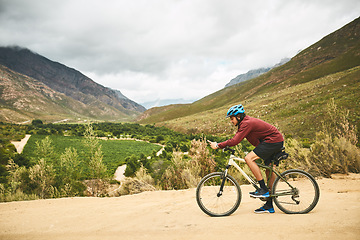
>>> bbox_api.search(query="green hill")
[138,17,360,141]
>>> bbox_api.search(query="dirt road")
[0,174,359,240]
[10,134,31,154]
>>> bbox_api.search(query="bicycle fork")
[217,167,229,197]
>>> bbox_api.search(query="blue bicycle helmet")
[226,104,245,118]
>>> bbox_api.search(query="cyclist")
[209,104,284,214]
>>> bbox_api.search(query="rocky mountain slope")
[138,17,360,139]
[224,58,290,88]
[0,65,134,122]
[0,47,145,122]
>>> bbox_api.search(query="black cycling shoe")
[254,206,275,213]
[249,188,270,198]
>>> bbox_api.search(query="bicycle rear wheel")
[196,172,241,217]
[272,169,320,214]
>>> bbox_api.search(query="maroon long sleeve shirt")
[217,115,284,148]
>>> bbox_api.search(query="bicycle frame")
[223,154,296,198]
[225,155,258,188]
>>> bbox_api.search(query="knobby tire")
[196,172,241,217]
[272,169,320,214]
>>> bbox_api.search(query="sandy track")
[114,165,126,181]
[0,174,359,240]
[10,134,31,154]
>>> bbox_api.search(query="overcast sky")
[0,0,359,106]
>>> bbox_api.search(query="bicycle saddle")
[274,148,289,162]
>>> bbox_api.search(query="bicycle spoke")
[196,172,241,217]
[273,169,320,214]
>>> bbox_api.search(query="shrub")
[160,152,188,190]
[58,147,85,197]
[160,138,216,190]
[284,99,360,177]
[125,155,141,177]
[29,158,56,198]
[118,177,155,195]
[284,138,311,171]
[82,124,108,196]
[309,99,360,177]
[309,132,360,177]
[34,136,54,163]
[188,138,216,177]
[31,119,43,126]
[83,124,107,179]
[83,179,110,197]
[135,165,155,186]
[0,183,38,202]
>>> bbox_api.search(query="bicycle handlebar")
[207,140,236,155]
[223,146,236,155]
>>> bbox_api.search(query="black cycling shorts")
[253,141,284,165]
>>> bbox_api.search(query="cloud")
[0,0,359,105]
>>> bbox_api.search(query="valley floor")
[0,174,359,240]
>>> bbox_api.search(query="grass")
[139,18,360,144]
[154,66,360,143]
[22,135,162,175]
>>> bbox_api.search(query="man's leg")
[256,168,276,213]
[244,151,263,180]
[245,151,269,198]
[265,168,276,189]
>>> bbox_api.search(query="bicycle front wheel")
[196,172,241,217]
[272,169,320,214]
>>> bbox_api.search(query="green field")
[22,135,162,176]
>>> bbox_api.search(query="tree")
[58,147,84,196]
[83,124,108,196]
[34,136,54,162]
[31,119,43,126]
[83,124,107,179]
[29,158,55,198]
[125,155,140,177]
[24,136,56,198]
[155,135,164,143]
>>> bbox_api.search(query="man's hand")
[207,140,219,150]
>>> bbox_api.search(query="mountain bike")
[196,147,320,217]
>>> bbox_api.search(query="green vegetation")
[0,123,27,183]
[0,121,228,201]
[138,18,360,145]
[0,99,359,202]
[22,135,161,176]
[143,66,360,144]
[283,99,360,178]
[0,18,359,201]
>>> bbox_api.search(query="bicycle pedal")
[260,197,270,201]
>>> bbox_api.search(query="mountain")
[141,98,195,109]
[225,67,271,88]
[224,58,290,88]
[0,64,138,123]
[0,46,146,122]
[138,17,360,140]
